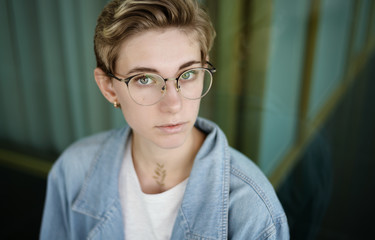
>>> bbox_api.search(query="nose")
[159,79,182,113]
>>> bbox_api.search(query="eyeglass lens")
[127,68,212,106]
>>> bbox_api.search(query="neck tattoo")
[153,163,166,187]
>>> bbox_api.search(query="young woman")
[40,0,289,239]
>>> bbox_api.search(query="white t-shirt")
[118,140,188,240]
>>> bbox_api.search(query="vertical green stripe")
[214,0,244,146]
[0,0,28,144]
[58,0,88,139]
[365,0,375,47]
[343,0,361,84]
[37,0,75,152]
[11,0,52,151]
[239,0,273,162]
[297,0,320,140]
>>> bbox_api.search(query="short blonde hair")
[94,0,216,74]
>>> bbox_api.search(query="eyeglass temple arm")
[106,71,131,85]
[206,61,216,73]
[107,72,119,80]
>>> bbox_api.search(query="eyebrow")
[125,60,202,76]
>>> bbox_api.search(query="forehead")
[116,28,201,72]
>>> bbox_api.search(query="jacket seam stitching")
[86,200,120,240]
[230,167,275,221]
[221,144,230,239]
[256,223,276,240]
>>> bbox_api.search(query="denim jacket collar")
[71,118,230,239]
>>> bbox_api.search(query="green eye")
[136,75,154,85]
[181,71,195,80]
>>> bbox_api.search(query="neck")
[131,127,205,194]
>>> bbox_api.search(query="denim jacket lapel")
[72,127,130,240]
[171,118,231,240]
[85,200,124,240]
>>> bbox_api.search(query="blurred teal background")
[0,0,374,239]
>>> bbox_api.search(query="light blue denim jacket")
[40,118,289,239]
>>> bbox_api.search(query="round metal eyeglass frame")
[107,61,216,106]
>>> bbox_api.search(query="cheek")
[113,82,130,101]
[185,99,201,117]
[120,102,148,128]
[114,87,145,127]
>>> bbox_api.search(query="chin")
[153,134,189,150]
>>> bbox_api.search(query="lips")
[156,122,187,134]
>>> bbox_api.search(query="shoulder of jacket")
[228,147,287,223]
[48,128,124,183]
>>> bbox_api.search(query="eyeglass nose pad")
[176,80,181,92]
[161,85,166,94]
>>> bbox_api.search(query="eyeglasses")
[107,62,216,106]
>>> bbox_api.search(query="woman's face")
[113,28,203,149]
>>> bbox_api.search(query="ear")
[94,67,118,103]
